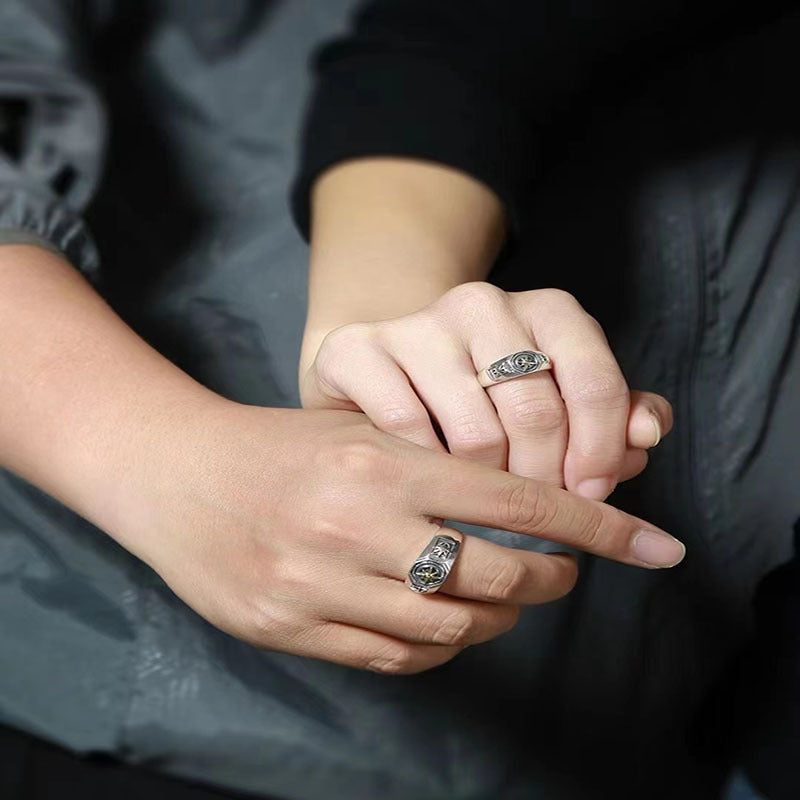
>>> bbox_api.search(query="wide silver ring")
[476,349,552,388]
[405,533,462,594]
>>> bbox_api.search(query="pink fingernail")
[632,530,686,568]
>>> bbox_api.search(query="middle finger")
[467,319,568,486]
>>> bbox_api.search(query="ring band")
[406,533,462,594]
[476,350,552,388]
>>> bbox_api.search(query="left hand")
[300,282,673,502]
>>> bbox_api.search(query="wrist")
[0,244,227,557]
[301,157,505,376]
[67,387,232,561]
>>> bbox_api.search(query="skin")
[300,157,674,501]
[0,244,684,675]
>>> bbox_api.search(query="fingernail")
[632,530,686,568]
[648,410,662,448]
[576,477,615,501]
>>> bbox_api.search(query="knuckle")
[267,556,300,591]
[248,599,295,644]
[497,478,558,531]
[481,558,528,602]
[365,642,419,675]
[568,372,629,409]
[583,313,606,335]
[447,411,506,459]
[538,288,581,310]
[264,557,323,601]
[504,397,566,434]
[442,281,507,316]
[574,437,622,463]
[450,429,506,459]
[305,516,360,554]
[315,323,373,374]
[430,609,477,646]
[570,507,607,550]
[323,321,374,350]
[315,433,391,482]
[374,405,429,436]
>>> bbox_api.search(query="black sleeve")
[290,0,774,242]
[0,0,106,281]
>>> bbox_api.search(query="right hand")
[301,283,673,502]
[121,400,685,675]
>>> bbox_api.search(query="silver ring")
[405,533,462,594]
[476,350,552,388]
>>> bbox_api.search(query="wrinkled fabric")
[0,1,104,277]
[0,2,798,800]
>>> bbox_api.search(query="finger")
[363,523,578,604]
[463,315,568,485]
[619,448,648,482]
[627,390,674,449]
[292,619,465,675]
[590,449,649,496]
[514,290,629,501]
[310,335,444,452]
[411,450,686,569]
[313,572,522,646]
[390,330,508,470]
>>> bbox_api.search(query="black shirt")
[291,0,791,241]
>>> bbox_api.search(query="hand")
[0,246,683,678]
[300,282,673,502]
[126,402,685,676]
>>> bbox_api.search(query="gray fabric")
[0,0,104,277]
[0,2,799,799]
[727,772,768,800]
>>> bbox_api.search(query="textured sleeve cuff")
[0,182,100,282]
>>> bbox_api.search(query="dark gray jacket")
[1,2,799,799]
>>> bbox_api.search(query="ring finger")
[312,573,521,646]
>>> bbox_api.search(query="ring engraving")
[406,534,462,594]
[477,350,552,387]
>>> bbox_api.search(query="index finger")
[409,449,685,569]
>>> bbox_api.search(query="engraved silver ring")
[406,533,463,594]
[476,349,552,388]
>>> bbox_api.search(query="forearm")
[300,157,505,371]
[0,244,223,556]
